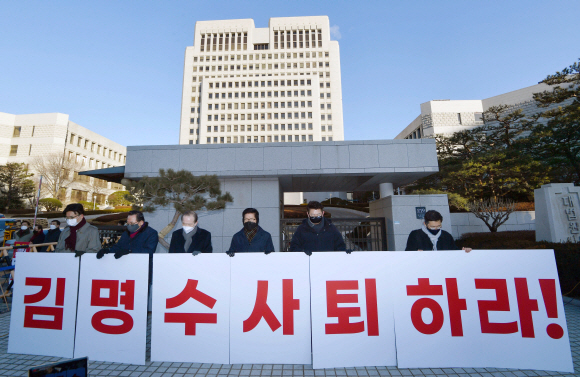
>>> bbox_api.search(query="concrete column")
[379,183,394,198]
[369,194,451,251]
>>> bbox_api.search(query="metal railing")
[95,225,126,249]
[280,217,387,252]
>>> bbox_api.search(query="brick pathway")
[0,301,578,377]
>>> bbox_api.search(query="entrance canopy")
[80,139,438,192]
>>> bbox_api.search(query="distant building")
[0,112,126,206]
[179,16,344,146]
[395,82,560,140]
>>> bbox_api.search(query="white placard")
[230,252,311,364]
[310,252,397,369]
[151,254,231,364]
[393,250,574,373]
[74,254,149,365]
[8,253,80,358]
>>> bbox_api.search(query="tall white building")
[0,112,126,205]
[178,16,344,146]
[395,82,559,140]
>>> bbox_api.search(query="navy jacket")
[168,228,212,253]
[228,226,275,253]
[108,222,159,282]
[41,228,61,252]
[405,229,459,251]
[289,218,346,252]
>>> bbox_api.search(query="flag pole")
[32,175,43,229]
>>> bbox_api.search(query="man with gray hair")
[168,211,213,255]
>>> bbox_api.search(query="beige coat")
[55,222,101,253]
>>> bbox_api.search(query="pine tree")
[124,169,233,249]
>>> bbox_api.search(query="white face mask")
[66,218,78,227]
[50,225,57,230]
[21,226,28,230]
[183,226,195,234]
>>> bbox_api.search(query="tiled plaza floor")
[0,301,578,377]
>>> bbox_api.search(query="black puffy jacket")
[289,218,346,252]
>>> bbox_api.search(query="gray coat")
[55,222,101,253]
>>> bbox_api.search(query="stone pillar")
[379,183,394,198]
[369,194,451,251]
[534,183,580,243]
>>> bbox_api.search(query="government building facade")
[178,16,344,146]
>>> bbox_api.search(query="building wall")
[450,211,535,239]
[179,16,344,145]
[0,112,127,205]
[394,82,566,140]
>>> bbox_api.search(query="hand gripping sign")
[8,253,80,358]
[310,252,397,369]
[74,254,149,365]
[393,250,574,373]
[151,254,230,364]
[230,252,311,364]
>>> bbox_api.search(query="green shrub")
[78,201,97,210]
[39,198,63,211]
[408,189,469,212]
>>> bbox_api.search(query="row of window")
[194,51,329,62]
[203,92,330,101]
[204,112,335,121]
[208,101,315,110]
[200,32,247,52]
[207,134,317,143]
[273,30,322,49]
[67,151,116,170]
[205,123,324,132]
[209,79,313,88]
[195,61,330,72]
[207,90,313,99]
[68,133,124,162]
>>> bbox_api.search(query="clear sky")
[1,1,578,146]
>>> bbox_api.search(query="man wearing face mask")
[405,210,472,252]
[14,220,34,242]
[55,203,101,256]
[290,201,347,255]
[227,208,275,256]
[169,211,212,255]
[41,220,61,252]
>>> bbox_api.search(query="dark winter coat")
[168,228,212,253]
[289,218,346,252]
[41,228,61,252]
[30,231,45,248]
[405,229,459,251]
[228,226,275,253]
[108,222,159,283]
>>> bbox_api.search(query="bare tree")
[85,177,109,209]
[467,198,516,232]
[30,153,82,200]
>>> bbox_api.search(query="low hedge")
[456,231,580,298]
[7,207,132,219]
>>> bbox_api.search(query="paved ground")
[0,301,578,377]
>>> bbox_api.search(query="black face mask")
[427,228,440,236]
[244,221,258,231]
[309,216,323,224]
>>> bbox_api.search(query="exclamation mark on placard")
[539,279,564,339]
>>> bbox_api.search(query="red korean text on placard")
[406,278,564,339]
[164,279,217,335]
[23,277,66,330]
[90,279,135,335]
[243,279,300,335]
[324,279,379,336]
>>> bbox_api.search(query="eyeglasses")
[427,226,442,230]
[65,214,79,220]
